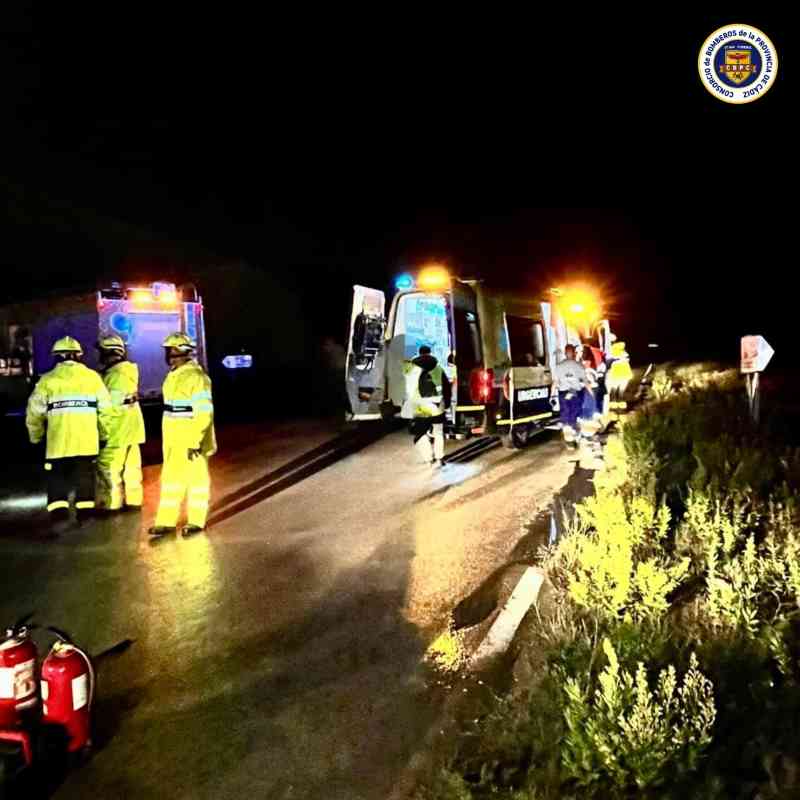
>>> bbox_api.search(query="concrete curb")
[388,565,547,800]
[468,567,545,670]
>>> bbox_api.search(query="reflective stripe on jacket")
[103,360,146,447]
[161,361,217,456]
[26,361,115,459]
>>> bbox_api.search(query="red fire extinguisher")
[0,616,39,729]
[40,628,95,753]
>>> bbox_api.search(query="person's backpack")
[418,369,438,398]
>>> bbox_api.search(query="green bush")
[650,371,673,401]
[421,366,800,800]
[562,640,715,794]
[546,489,683,623]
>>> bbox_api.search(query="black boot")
[50,508,70,523]
[47,507,70,537]
[75,508,95,526]
[148,525,176,538]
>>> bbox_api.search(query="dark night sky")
[1,8,790,367]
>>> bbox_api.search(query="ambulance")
[345,267,612,447]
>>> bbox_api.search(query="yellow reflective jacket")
[162,361,217,456]
[402,361,446,419]
[102,360,146,447]
[26,361,115,459]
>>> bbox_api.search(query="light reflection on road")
[402,460,486,629]
[136,532,222,713]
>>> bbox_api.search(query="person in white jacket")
[553,345,587,443]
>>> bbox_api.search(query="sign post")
[740,335,774,424]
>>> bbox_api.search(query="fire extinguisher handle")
[13,612,35,630]
[7,612,36,638]
[46,626,73,643]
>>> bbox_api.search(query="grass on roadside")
[416,364,800,799]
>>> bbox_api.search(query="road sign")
[741,335,774,374]
[222,354,253,369]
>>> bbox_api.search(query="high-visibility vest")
[26,361,115,459]
[103,360,146,447]
[404,362,445,418]
[161,361,217,456]
[607,344,633,384]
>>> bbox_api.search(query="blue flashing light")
[110,312,133,336]
[395,273,415,291]
[222,354,253,369]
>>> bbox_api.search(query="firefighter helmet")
[162,332,195,353]
[97,334,127,355]
[51,336,84,356]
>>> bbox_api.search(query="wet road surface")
[0,418,575,799]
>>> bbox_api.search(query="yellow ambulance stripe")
[495,412,553,426]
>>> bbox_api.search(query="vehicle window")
[453,308,481,371]
[532,322,545,362]
[396,293,450,367]
[506,316,545,366]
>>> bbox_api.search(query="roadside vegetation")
[418,363,800,799]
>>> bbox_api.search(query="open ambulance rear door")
[345,285,387,421]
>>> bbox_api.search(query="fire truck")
[0,281,207,414]
[345,267,612,448]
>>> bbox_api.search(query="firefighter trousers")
[154,446,210,528]
[96,444,143,510]
[45,456,95,515]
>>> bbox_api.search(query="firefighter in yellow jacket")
[95,335,146,511]
[149,332,216,538]
[606,340,633,410]
[26,336,115,525]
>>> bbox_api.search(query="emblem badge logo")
[698,25,778,104]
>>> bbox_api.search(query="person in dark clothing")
[405,346,452,465]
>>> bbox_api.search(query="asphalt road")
[0,418,574,799]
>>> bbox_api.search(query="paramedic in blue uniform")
[554,344,587,444]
